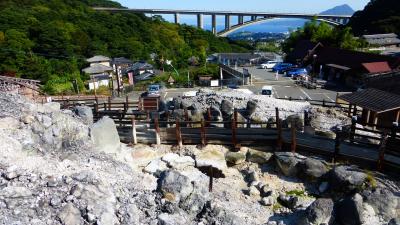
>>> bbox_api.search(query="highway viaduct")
[93,8,352,37]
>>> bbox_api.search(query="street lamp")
[312,54,318,80]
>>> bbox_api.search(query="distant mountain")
[320,4,355,15]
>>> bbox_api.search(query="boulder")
[158,213,188,225]
[389,218,400,225]
[0,186,32,198]
[73,106,93,125]
[158,170,193,203]
[261,196,275,206]
[0,117,20,129]
[195,148,227,175]
[278,194,299,209]
[161,153,195,170]
[225,151,246,165]
[274,152,306,176]
[44,102,61,111]
[300,198,334,225]
[260,185,274,197]
[210,106,222,122]
[246,100,258,116]
[329,166,367,192]
[131,148,158,167]
[335,194,363,225]
[362,188,399,221]
[90,117,120,154]
[298,158,328,180]
[283,114,304,130]
[221,100,234,118]
[58,203,82,225]
[143,159,168,176]
[247,149,273,164]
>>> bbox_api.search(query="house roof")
[339,88,400,113]
[126,62,154,72]
[216,53,262,61]
[113,57,134,65]
[87,55,111,63]
[134,72,155,81]
[82,64,113,74]
[314,46,400,70]
[362,62,392,73]
[362,33,400,46]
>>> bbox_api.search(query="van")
[261,85,274,97]
[260,61,281,69]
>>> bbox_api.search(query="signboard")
[128,72,134,85]
[210,80,219,87]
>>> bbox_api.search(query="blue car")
[272,63,294,74]
[287,68,308,78]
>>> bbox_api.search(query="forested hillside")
[0,0,250,93]
[348,0,400,35]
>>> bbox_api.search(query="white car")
[260,61,281,69]
[261,85,274,97]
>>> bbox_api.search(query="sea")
[159,14,309,35]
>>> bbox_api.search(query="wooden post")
[353,105,357,116]
[184,108,190,127]
[391,122,398,140]
[322,99,326,107]
[350,116,357,143]
[276,107,282,151]
[154,117,161,145]
[209,167,213,192]
[234,109,238,128]
[396,110,400,123]
[290,121,296,153]
[95,96,99,106]
[175,119,183,147]
[107,96,111,110]
[166,111,170,128]
[207,108,212,127]
[366,110,371,124]
[335,92,339,104]
[146,111,150,128]
[200,119,206,146]
[304,109,309,127]
[131,116,137,145]
[94,103,99,117]
[103,102,107,111]
[231,116,237,149]
[373,114,379,130]
[333,128,341,164]
[377,131,388,171]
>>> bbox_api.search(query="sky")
[115,0,370,14]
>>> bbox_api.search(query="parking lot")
[125,66,341,103]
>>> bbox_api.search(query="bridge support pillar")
[174,13,180,24]
[212,14,217,35]
[251,15,257,21]
[238,15,244,24]
[225,15,231,30]
[197,14,204,29]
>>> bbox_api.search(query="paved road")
[123,66,340,102]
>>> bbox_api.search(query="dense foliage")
[282,19,366,54]
[348,0,400,35]
[0,0,251,94]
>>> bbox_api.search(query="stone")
[0,117,20,129]
[58,203,82,225]
[50,197,62,207]
[274,152,306,176]
[0,186,32,198]
[335,194,364,225]
[131,147,158,167]
[73,106,93,125]
[318,182,329,193]
[157,213,188,225]
[162,153,195,169]
[330,165,367,192]
[284,114,304,130]
[44,102,61,111]
[158,170,193,203]
[301,198,334,225]
[261,196,275,206]
[143,159,168,176]
[41,115,53,128]
[195,148,227,174]
[248,186,260,196]
[221,99,234,118]
[362,188,399,221]
[247,149,273,164]
[246,100,258,116]
[298,158,328,180]
[261,185,274,197]
[248,171,259,183]
[278,194,299,209]
[225,151,246,165]
[389,218,400,225]
[90,117,120,154]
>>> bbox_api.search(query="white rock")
[162,153,195,169]
[144,159,168,175]
[195,148,227,173]
[90,117,120,154]
[0,117,19,129]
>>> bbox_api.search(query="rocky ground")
[172,89,350,133]
[0,93,399,225]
